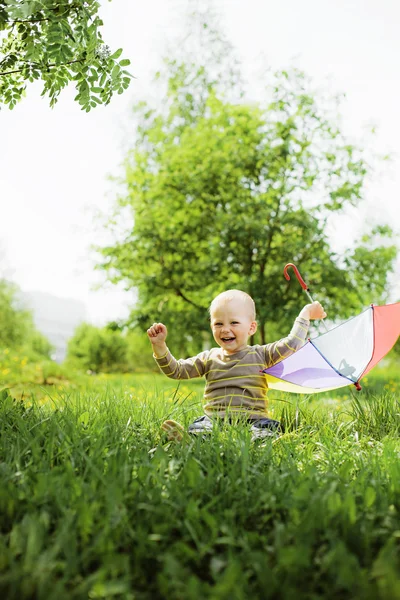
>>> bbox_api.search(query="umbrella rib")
[357,304,376,382]
[309,305,371,340]
[309,340,357,384]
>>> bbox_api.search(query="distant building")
[21,291,86,363]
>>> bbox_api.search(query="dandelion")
[2,368,10,375]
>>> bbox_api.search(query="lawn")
[1,366,400,599]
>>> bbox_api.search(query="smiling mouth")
[221,337,236,342]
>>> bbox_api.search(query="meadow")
[1,364,400,599]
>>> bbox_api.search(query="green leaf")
[110,48,123,60]
[0,6,131,109]
[111,64,120,79]
[365,486,376,508]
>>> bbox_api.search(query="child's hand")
[147,322,168,345]
[299,301,327,321]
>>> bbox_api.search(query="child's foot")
[161,419,186,442]
[250,417,283,442]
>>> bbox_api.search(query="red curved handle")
[283,263,309,290]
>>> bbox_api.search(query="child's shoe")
[187,415,214,435]
[250,418,283,442]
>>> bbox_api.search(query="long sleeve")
[154,348,209,380]
[264,317,309,368]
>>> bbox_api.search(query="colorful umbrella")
[262,265,400,394]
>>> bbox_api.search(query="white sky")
[1,0,399,325]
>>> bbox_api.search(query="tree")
[0,278,52,356]
[0,0,132,110]
[66,321,159,373]
[97,28,398,353]
[126,328,160,373]
[66,322,129,373]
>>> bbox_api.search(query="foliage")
[0,279,67,395]
[392,304,400,356]
[0,345,70,392]
[0,0,133,110]
[0,279,31,347]
[28,328,53,357]
[66,322,130,373]
[98,59,397,350]
[1,376,400,599]
[126,327,161,373]
[66,320,164,374]
[0,278,52,357]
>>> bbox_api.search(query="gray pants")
[188,415,283,440]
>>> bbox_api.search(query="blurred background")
[1,0,399,367]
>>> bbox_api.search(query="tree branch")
[0,58,84,76]
[0,53,14,68]
[175,288,206,310]
[11,16,50,24]
[6,2,85,25]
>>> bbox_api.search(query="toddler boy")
[147,290,326,441]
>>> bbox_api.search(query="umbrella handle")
[284,263,314,302]
[283,263,328,331]
[283,263,308,290]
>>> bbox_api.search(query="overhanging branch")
[0,58,84,76]
[175,288,206,310]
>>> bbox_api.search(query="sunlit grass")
[1,364,400,599]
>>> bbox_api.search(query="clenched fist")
[147,322,168,345]
[299,301,327,321]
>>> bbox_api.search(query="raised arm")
[147,322,207,379]
[147,322,168,358]
[264,301,326,368]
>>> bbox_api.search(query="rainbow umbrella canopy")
[263,265,400,394]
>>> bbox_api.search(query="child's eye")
[231,321,239,325]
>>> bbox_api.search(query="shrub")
[0,279,52,358]
[66,323,129,373]
[126,328,159,373]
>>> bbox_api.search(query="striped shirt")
[154,317,310,419]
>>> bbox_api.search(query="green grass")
[1,369,400,599]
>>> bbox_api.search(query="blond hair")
[209,290,256,320]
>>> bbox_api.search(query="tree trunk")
[260,321,266,345]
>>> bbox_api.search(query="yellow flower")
[4,348,9,355]
[2,368,10,375]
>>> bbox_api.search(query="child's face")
[210,299,257,354]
